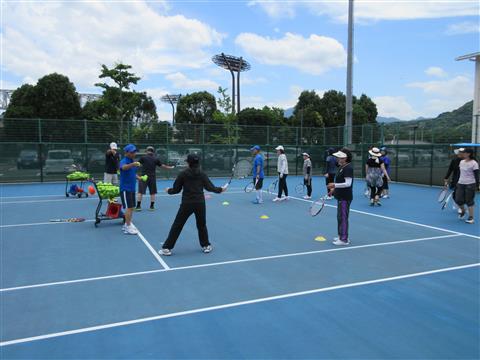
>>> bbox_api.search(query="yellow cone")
[260,215,269,219]
[315,236,326,242]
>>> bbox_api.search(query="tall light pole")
[161,94,181,125]
[345,0,354,146]
[456,52,480,143]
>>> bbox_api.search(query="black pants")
[304,178,312,197]
[163,202,209,250]
[369,185,382,199]
[278,173,288,198]
[337,200,351,241]
[455,183,476,207]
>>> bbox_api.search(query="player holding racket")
[327,149,354,246]
[250,145,264,204]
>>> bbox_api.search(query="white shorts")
[104,173,119,185]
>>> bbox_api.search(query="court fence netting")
[0,118,474,185]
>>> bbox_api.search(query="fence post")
[38,143,44,183]
[166,123,169,144]
[84,119,88,144]
[430,145,434,186]
[295,128,299,146]
[38,118,42,143]
[267,125,270,145]
[380,123,384,145]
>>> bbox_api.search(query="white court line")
[0,220,96,229]
[134,224,170,270]
[0,190,246,205]
[288,195,480,240]
[0,194,65,199]
[1,263,478,347]
[0,233,464,292]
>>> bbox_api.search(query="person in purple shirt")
[380,147,391,198]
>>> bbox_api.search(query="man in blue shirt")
[380,146,391,198]
[120,144,142,235]
[251,145,264,204]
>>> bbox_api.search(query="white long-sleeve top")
[277,154,289,174]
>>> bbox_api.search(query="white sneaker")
[160,248,172,256]
[333,239,349,246]
[273,197,281,202]
[124,225,138,235]
[457,208,463,214]
[202,245,213,253]
[303,195,311,199]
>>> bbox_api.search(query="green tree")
[4,84,36,119]
[175,91,217,124]
[318,90,345,127]
[293,90,322,118]
[356,94,378,123]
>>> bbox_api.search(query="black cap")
[186,153,200,165]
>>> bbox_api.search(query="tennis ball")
[222,201,229,205]
[141,175,148,182]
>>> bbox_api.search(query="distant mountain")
[377,116,402,123]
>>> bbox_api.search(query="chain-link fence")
[0,118,473,184]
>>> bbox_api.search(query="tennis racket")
[437,187,448,203]
[50,217,85,223]
[267,180,278,196]
[441,192,453,210]
[295,183,306,195]
[225,159,252,188]
[310,196,327,216]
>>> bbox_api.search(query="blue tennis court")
[1,177,479,359]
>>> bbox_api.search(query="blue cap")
[124,144,137,153]
[250,145,260,151]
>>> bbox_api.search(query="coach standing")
[136,146,174,211]
[104,142,120,185]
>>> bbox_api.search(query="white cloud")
[373,96,419,120]
[446,21,480,35]
[242,76,268,85]
[251,1,479,22]
[242,85,320,110]
[3,2,225,89]
[165,72,219,90]
[407,76,472,98]
[235,32,347,75]
[425,67,448,78]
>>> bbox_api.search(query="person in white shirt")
[273,145,289,202]
[456,148,479,224]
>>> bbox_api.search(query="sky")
[1,0,479,121]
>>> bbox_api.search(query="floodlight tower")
[212,53,251,114]
[161,94,182,125]
[345,0,354,146]
[456,52,480,143]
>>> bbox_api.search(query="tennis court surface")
[1,177,479,359]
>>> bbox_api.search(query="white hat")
[275,145,284,151]
[302,152,310,157]
[110,142,118,150]
[333,151,347,159]
[368,147,381,157]
[454,148,465,155]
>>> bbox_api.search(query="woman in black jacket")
[160,154,225,256]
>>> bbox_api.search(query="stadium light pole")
[456,52,480,143]
[345,0,354,146]
[212,53,251,114]
[161,94,182,125]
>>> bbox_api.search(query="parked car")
[43,150,76,174]
[17,150,41,169]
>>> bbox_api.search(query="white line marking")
[0,194,65,199]
[1,263,478,347]
[134,224,170,270]
[0,220,95,228]
[288,195,480,240]
[0,234,464,292]
[0,190,246,205]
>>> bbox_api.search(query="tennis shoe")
[202,245,213,253]
[303,195,311,199]
[251,199,263,204]
[457,208,463,214]
[160,248,172,256]
[333,239,349,246]
[465,217,474,224]
[458,211,466,219]
[273,197,281,202]
[149,207,155,211]
[124,225,138,235]
[134,207,142,212]
[376,201,382,206]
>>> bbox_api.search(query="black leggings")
[163,202,209,250]
[304,178,312,197]
[278,173,288,198]
[369,186,382,199]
